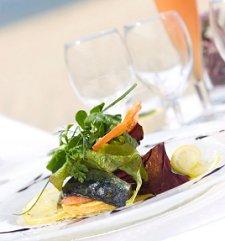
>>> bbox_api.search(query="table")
[1,115,225,241]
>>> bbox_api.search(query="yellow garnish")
[23,187,69,225]
[171,144,221,178]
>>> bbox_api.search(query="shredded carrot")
[61,196,93,206]
[92,102,141,151]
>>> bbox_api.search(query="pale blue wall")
[0,0,81,27]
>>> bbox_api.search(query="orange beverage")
[155,0,202,80]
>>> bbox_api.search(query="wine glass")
[64,28,133,111]
[124,11,193,126]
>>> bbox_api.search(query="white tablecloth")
[1,114,225,241]
[0,115,57,164]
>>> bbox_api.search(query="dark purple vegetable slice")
[141,143,189,195]
[128,123,144,144]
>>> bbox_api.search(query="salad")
[21,84,220,225]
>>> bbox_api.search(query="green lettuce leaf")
[119,153,147,204]
[49,161,71,190]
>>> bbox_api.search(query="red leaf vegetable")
[141,143,189,195]
[114,170,134,184]
[128,123,144,144]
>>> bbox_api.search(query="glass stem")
[170,99,184,125]
[194,80,212,111]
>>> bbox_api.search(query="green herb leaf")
[90,103,105,114]
[47,148,66,173]
[67,135,82,149]
[70,162,88,183]
[59,124,73,145]
[75,110,87,129]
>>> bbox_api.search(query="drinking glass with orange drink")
[155,0,212,112]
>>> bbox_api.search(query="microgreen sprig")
[103,83,137,112]
[14,180,50,216]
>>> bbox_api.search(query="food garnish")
[171,144,221,178]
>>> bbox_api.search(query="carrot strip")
[124,101,142,132]
[92,102,141,151]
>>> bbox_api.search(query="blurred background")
[0,0,209,131]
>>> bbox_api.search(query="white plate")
[0,124,225,241]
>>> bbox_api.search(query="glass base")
[210,86,225,105]
[188,104,225,124]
